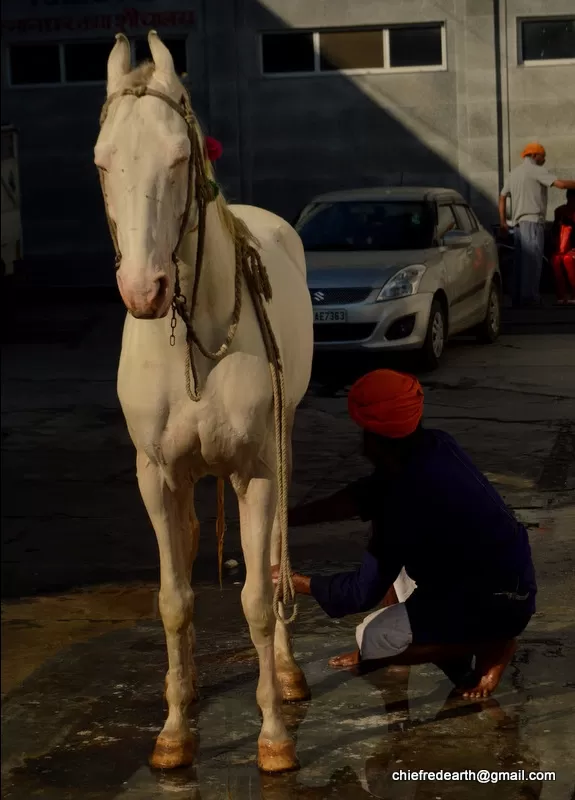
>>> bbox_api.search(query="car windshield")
[296,200,435,251]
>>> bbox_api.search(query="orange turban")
[347,369,424,439]
[521,142,545,159]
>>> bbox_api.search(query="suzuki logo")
[313,291,325,303]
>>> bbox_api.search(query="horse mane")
[118,61,258,249]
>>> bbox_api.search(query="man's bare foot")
[461,639,517,699]
[328,650,360,669]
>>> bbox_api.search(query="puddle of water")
[1,582,158,695]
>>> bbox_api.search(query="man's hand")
[271,564,312,596]
[553,179,575,191]
[498,194,509,237]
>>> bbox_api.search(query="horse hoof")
[257,738,299,773]
[277,668,311,703]
[149,734,196,770]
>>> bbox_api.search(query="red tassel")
[205,136,223,162]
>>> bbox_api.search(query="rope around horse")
[173,216,297,624]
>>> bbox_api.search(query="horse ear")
[107,33,131,96]
[148,30,176,78]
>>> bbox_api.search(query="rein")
[97,84,297,624]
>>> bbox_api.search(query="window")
[9,44,61,86]
[319,30,384,71]
[261,24,445,76]
[520,17,575,63]
[467,207,481,230]
[296,201,436,252]
[261,32,314,74]
[133,38,188,75]
[8,38,188,87]
[453,205,478,233]
[389,24,443,68]
[64,42,110,83]
[437,205,457,238]
[2,130,15,161]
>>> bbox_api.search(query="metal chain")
[169,305,178,347]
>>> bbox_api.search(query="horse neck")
[178,202,237,330]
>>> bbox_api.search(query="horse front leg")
[272,425,310,702]
[271,514,311,703]
[234,472,299,773]
[136,452,198,770]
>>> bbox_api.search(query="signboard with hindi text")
[1,4,196,39]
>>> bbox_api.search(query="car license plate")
[313,310,347,324]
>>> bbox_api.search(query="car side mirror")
[442,229,472,248]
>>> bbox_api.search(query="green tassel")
[208,180,220,201]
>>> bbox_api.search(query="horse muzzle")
[117,272,172,319]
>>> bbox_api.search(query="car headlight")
[376,264,427,301]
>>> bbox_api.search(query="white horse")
[94,31,313,773]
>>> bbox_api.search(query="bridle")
[98,84,214,269]
[97,84,220,349]
[97,83,299,624]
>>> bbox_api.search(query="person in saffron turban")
[273,369,536,699]
[499,143,575,308]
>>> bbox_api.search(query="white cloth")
[393,567,417,603]
[355,568,416,660]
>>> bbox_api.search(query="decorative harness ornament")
[97,84,298,624]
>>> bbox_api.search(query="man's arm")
[273,550,401,619]
[498,194,509,233]
[553,179,575,190]
[288,484,363,527]
[534,165,575,192]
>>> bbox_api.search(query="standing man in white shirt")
[499,143,575,308]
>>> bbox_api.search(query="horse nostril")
[154,275,169,305]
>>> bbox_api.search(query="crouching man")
[273,369,537,698]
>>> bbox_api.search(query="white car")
[295,186,502,369]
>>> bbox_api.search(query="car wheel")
[419,298,446,371]
[476,282,501,344]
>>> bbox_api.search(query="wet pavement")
[2,297,575,799]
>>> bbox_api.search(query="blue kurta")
[309,429,536,643]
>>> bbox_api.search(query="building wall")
[1,0,205,259]
[502,0,575,214]
[243,0,501,224]
[1,0,573,261]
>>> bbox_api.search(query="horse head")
[95,31,201,319]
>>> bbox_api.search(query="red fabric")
[559,224,572,255]
[554,205,575,253]
[521,142,545,159]
[205,136,223,162]
[347,369,424,439]
[551,252,575,301]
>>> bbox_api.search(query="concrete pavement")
[1,298,575,799]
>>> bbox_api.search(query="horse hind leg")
[136,452,198,769]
